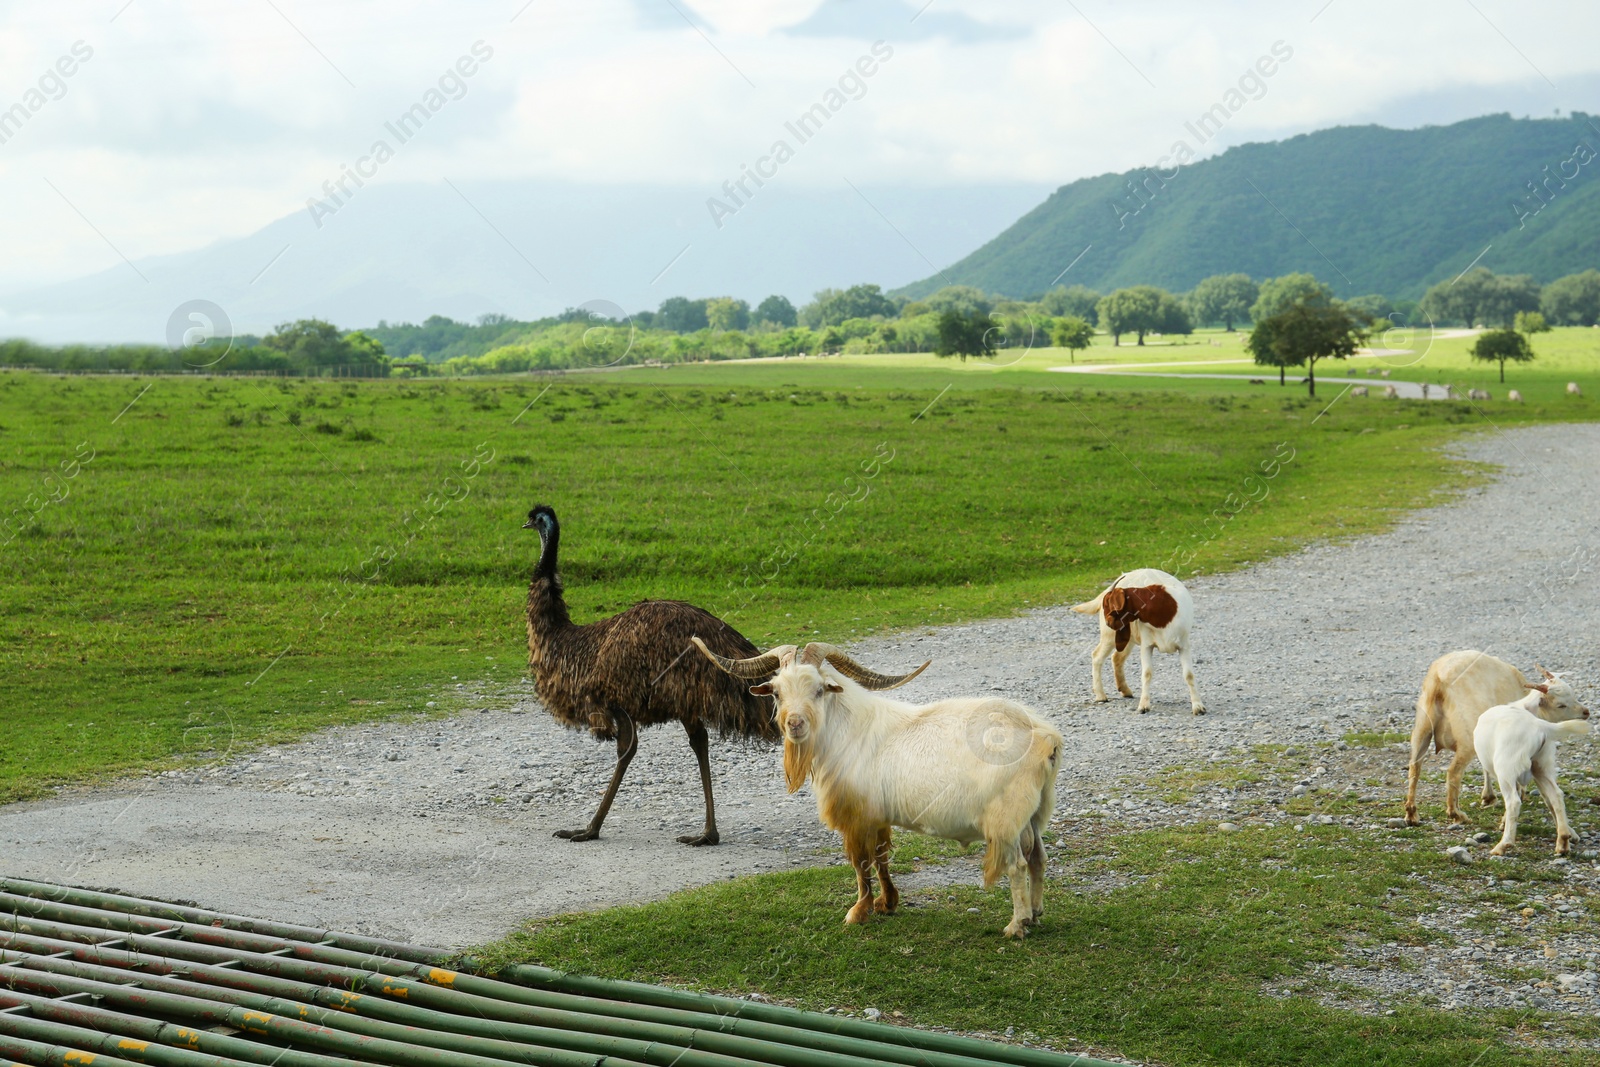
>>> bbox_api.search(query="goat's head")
[1102,587,1138,628]
[691,638,930,791]
[1533,665,1591,721]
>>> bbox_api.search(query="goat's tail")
[1548,719,1592,740]
[1415,664,1448,753]
[1070,591,1106,615]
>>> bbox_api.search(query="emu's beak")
[522,518,538,529]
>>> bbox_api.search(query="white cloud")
[0,0,1596,291]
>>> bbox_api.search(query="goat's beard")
[782,735,814,794]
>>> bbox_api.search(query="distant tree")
[1470,328,1535,383]
[1187,273,1258,331]
[934,309,995,360]
[343,330,388,364]
[1250,273,1333,324]
[1050,316,1094,362]
[1540,269,1600,326]
[656,296,709,332]
[1246,300,1368,397]
[803,284,899,327]
[1158,292,1194,336]
[1040,284,1101,324]
[1419,268,1540,327]
[1344,294,1395,321]
[705,297,750,332]
[752,294,798,327]
[923,285,993,318]
[263,319,351,367]
[1096,286,1166,346]
[1514,309,1550,336]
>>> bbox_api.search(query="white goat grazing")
[1569,381,1583,397]
[1469,388,1491,401]
[693,639,1061,938]
[1072,568,1203,714]
[1351,385,1368,397]
[1406,651,1589,825]
[1384,385,1400,398]
[1475,690,1591,856]
[1507,389,1524,402]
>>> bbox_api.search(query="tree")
[1157,292,1193,336]
[934,309,995,360]
[924,285,993,318]
[1039,285,1101,324]
[1187,273,1258,331]
[1096,286,1165,345]
[1250,273,1333,324]
[1246,301,1368,397]
[263,320,351,367]
[1419,268,1540,327]
[802,284,899,327]
[1514,310,1550,336]
[1050,316,1094,362]
[1470,328,1534,383]
[1344,293,1394,321]
[1540,269,1600,326]
[343,330,387,364]
[752,294,797,327]
[656,296,709,332]
[705,297,750,332]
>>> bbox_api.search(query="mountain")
[0,181,1050,345]
[897,113,1600,300]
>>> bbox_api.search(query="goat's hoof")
[554,827,600,842]
[844,906,871,925]
[873,897,899,915]
[1137,705,1151,714]
[1556,838,1572,856]
[1117,690,1135,699]
[1002,922,1028,939]
[1191,706,1206,716]
[677,831,719,846]
[1032,907,1045,920]
[1092,694,1109,703]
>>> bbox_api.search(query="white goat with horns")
[693,637,1062,938]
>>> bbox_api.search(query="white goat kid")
[694,638,1062,938]
[1072,568,1203,714]
[1474,689,1592,856]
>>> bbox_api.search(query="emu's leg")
[556,709,638,842]
[677,720,720,846]
[872,826,898,914]
[843,830,876,925]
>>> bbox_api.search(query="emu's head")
[690,638,930,792]
[523,504,557,538]
[1533,666,1591,722]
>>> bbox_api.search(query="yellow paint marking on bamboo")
[63,1052,96,1065]
[241,1011,274,1035]
[174,1029,201,1048]
[426,968,457,987]
[381,982,408,999]
[115,1040,149,1054]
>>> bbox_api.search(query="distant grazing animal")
[1507,389,1523,402]
[1421,383,1430,399]
[1072,568,1203,714]
[1380,369,1391,378]
[695,639,1061,938]
[1248,378,1265,385]
[523,505,779,845]
[1384,385,1399,398]
[1351,385,1368,397]
[1469,388,1491,401]
[1569,382,1583,396]
[1405,651,1589,825]
[1475,690,1590,856]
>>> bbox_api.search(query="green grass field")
[0,358,1593,804]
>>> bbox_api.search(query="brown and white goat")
[1405,650,1590,825]
[694,638,1062,938]
[1072,568,1203,714]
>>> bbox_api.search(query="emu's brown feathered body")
[523,504,777,845]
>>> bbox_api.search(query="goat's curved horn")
[691,636,796,678]
[801,642,931,691]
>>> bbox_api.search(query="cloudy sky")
[0,0,1595,294]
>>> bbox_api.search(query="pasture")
[2,355,1598,1066]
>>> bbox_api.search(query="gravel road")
[3,423,1596,949]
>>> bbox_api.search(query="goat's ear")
[1101,589,1125,621]
[824,682,843,693]
[749,683,773,696]
[1531,683,1550,695]
[1537,664,1558,680]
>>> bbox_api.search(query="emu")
[522,505,778,844]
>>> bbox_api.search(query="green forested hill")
[899,113,1600,300]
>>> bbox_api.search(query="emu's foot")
[554,827,600,842]
[676,830,719,846]
[1002,920,1029,939]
